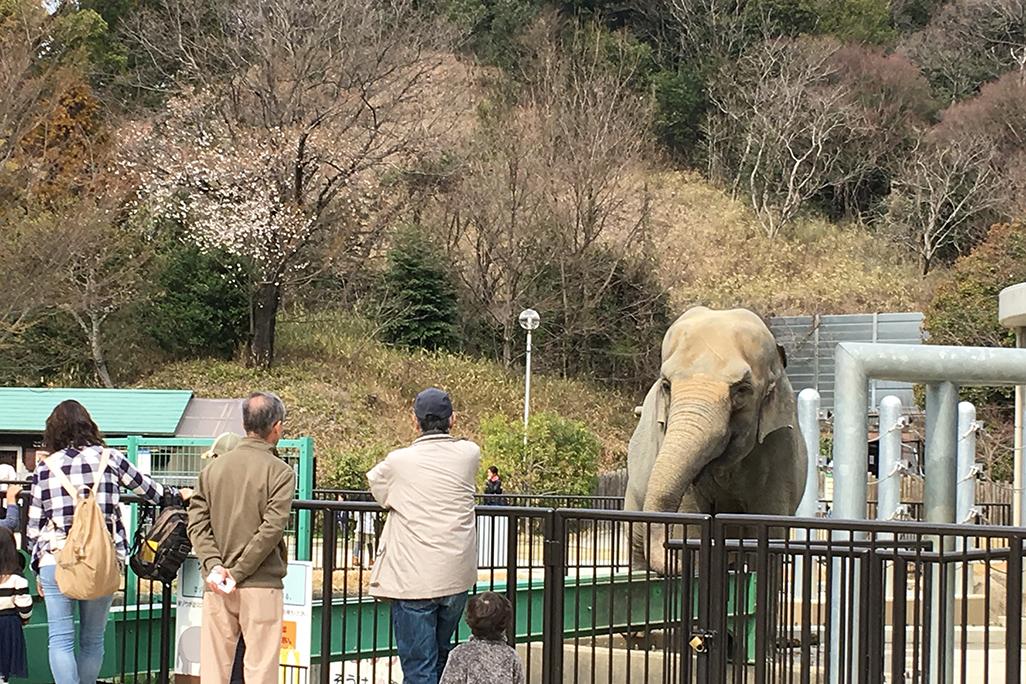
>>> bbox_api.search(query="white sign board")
[175,557,313,680]
[280,561,313,681]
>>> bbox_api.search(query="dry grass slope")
[139,315,637,481]
[650,172,924,316]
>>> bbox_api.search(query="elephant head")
[629,306,801,572]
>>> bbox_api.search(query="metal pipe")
[831,344,869,522]
[1016,328,1024,526]
[523,329,532,446]
[877,395,903,523]
[832,342,1026,384]
[956,402,977,529]
[924,382,959,525]
[925,382,958,684]
[831,341,1026,520]
[795,389,820,598]
[828,341,1026,684]
[796,389,821,519]
[828,347,867,684]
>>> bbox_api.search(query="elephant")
[624,306,807,574]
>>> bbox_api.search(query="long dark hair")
[0,528,20,577]
[42,400,105,453]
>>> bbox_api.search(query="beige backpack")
[45,449,123,600]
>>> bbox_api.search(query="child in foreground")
[440,591,525,684]
[0,527,31,683]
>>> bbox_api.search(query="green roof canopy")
[0,388,193,436]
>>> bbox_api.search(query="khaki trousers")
[201,587,283,684]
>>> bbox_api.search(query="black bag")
[129,506,192,583]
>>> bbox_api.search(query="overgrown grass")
[139,314,636,485]
[651,172,924,315]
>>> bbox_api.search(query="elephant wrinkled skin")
[624,306,808,574]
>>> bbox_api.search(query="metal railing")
[15,498,1026,684]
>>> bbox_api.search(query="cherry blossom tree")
[123,0,456,367]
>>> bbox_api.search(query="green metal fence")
[106,435,315,565]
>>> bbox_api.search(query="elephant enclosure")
[62,499,1024,684]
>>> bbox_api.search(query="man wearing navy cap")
[367,388,481,684]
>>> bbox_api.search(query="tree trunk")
[249,282,282,368]
[501,317,513,368]
[88,314,114,389]
[919,252,931,276]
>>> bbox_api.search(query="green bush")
[480,411,601,495]
[319,444,390,491]
[923,222,1026,406]
[814,0,895,44]
[143,245,249,360]
[379,227,460,352]
[433,0,541,70]
[922,222,1026,481]
[652,68,708,160]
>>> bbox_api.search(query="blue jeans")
[38,565,115,684]
[391,592,468,684]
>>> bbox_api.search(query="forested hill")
[1,1,1023,476]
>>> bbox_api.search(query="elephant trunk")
[641,379,731,574]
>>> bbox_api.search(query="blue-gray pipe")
[877,395,903,523]
[796,389,821,519]
[828,341,1026,684]
[956,402,977,528]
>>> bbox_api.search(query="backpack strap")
[93,448,112,493]
[42,454,80,501]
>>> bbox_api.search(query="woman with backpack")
[26,400,190,684]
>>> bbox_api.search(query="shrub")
[379,228,460,352]
[143,245,249,360]
[922,222,1026,481]
[923,222,1026,404]
[652,68,708,161]
[480,411,601,495]
[319,445,390,491]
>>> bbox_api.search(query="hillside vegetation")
[3,0,1025,486]
[650,173,923,315]
[140,315,637,485]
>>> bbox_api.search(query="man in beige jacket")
[188,392,296,684]
[368,387,480,684]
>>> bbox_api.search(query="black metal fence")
[297,501,1026,684]
[12,495,1025,684]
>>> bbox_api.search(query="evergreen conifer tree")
[380,228,459,351]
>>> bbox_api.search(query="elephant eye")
[730,381,754,405]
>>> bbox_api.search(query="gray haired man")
[188,392,296,684]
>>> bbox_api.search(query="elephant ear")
[757,377,795,444]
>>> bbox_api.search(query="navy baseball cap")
[413,388,453,420]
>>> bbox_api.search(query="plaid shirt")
[26,445,169,571]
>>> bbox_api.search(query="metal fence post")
[877,396,904,525]
[795,389,821,593]
[1006,535,1023,684]
[925,382,958,684]
[319,507,337,684]
[541,510,564,684]
[297,437,314,561]
[956,403,978,531]
[125,435,141,604]
[158,582,173,684]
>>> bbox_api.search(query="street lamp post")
[518,309,540,446]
